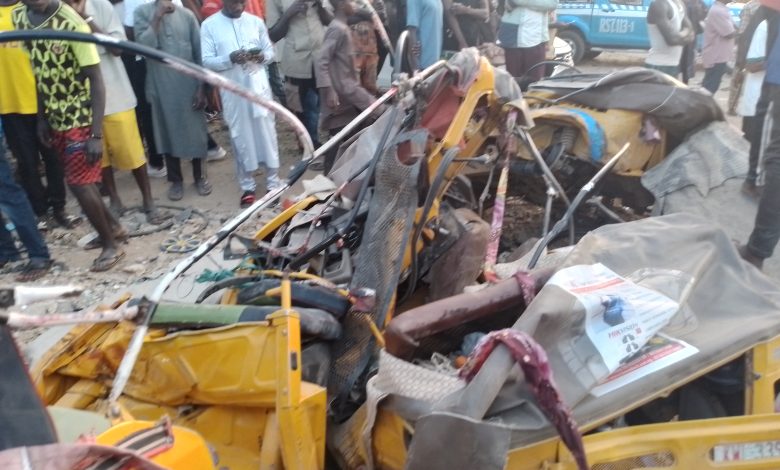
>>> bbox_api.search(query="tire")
[584,50,602,60]
[558,29,587,64]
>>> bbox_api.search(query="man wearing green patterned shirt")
[15,0,126,272]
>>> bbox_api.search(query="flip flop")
[90,251,125,272]
[83,229,130,251]
[145,208,173,225]
[53,211,83,229]
[16,259,54,282]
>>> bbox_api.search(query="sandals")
[90,251,125,272]
[240,191,256,208]
[15,259,53,282]
[145,207,173,225]
[83,229,129,251]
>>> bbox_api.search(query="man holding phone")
[201,0,282,207]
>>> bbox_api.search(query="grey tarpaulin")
[640,121,780,278]
[391,214,780,468]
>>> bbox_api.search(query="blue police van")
[556,0,743,63]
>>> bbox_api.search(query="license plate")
[712,441,780,462]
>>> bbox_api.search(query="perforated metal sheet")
[328,129,427,414]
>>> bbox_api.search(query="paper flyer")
[591,334,699,397]
[548,263,681,372]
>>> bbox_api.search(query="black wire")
[288,105,402,270]
[399,146,460,304]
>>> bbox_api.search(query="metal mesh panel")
[328,130,426,415]
[590,451,675,470]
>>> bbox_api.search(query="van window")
[609,0,644,5]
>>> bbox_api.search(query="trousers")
[747,83,780,259]
[0,144,50,263]
[1,113,66,216]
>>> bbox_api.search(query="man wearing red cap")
[739,0,780,269]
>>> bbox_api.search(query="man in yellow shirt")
[0,0,78,229]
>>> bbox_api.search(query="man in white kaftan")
[201,0,281,206]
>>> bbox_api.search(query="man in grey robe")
[134,0,212,200]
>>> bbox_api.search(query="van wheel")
[585,50,602,60]
[558,29,586,64]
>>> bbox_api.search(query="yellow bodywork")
[31,55,780,470]
[523,90,667,176]
[507,413,780,469]
[404,57,500,273]
[34,280,326,470]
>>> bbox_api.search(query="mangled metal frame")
[0,29,445,417]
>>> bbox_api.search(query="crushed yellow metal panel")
[33,299,326,469]
[373,409,409,470]
[328,406,408,470]
[556,413,780,469]
[31,323,115,403]
[123,323,279,406]
[504,437,561,470]
[53,378,106,409]
[748,335,780,415]
[253,196,319,241]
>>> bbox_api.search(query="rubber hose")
[400,146,460,304]
[152,304,342,340]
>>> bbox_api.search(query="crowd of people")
[0,0,559,278]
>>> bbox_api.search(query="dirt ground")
[0,114,312,317]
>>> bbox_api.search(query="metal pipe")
[316,59,446,162]
[3,305,138,329]
[518,129,576,244]
[587,197,626,223]
[316,88,396,161]
[542,186,555,237]
[0,285,84,308]
[527,142,631,269]
[394,30,409,78]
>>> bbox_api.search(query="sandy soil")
[0,116,311,309]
